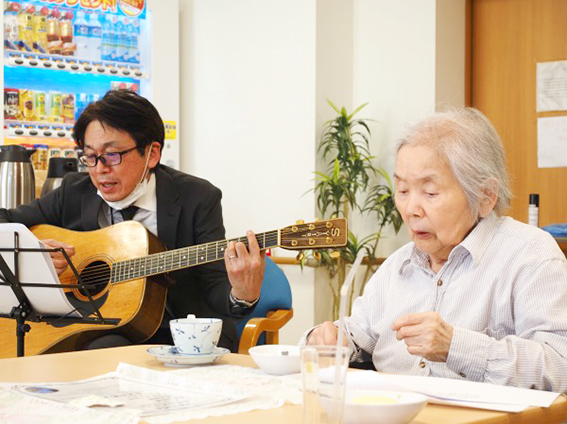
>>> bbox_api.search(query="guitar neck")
[110,230,279,283]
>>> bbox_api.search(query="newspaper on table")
[0,389,139,424]
[1,362,303,424]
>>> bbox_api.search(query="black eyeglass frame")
[78,146,139,167]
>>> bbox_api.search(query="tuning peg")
[296,219,305,225]
[313,251,321,261]
[330,250,341,259]
[296,252,305,262]
[331,214,338,219]
[314,217,320,222]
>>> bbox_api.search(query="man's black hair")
[73,89,165,156]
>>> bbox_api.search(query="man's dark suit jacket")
[0,164,239,350]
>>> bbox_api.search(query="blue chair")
[236,257,293,354]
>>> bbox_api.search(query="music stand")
[0,229,120,357]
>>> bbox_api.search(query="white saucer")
[147,345,230,366]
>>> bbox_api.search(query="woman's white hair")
[397,107,511,217]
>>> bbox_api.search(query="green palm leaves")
[310,101,403,318]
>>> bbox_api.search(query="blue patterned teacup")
[169,315,223,355]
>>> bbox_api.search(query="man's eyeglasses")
[78,146,138,167]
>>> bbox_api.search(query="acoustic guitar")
[0,218,347,358]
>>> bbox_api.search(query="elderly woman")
[307,108,567,392]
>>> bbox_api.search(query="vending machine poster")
[118,0,145,17]
[35,0,146,18]
[164,121,177,140]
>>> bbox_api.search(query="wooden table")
[0,345,565,424]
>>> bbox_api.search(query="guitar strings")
[57,239,280,289]
[67,233,279,283]
[60,234,275,283]
[54,221,339,287]
[57,232,281,289]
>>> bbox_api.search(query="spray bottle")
[528,194,539,227]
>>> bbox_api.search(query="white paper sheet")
[1,363,302,424]
[0,388,139,424]
[345,371,560,412]
[134,364,302,424]
[537,60,567,112]
[8,370,244,417]
[0,223,78,316]
[537,116,567,168]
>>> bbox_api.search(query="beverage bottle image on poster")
[59,10,74,56]
[46,8,62,55]
[73,10,89,59]
[17,4,34,52]
[114,16,127,62]
[31,6,48,54]
[4,2,20,50]
[101,14,117,61]
[87,12,102,61]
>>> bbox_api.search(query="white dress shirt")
[97,173,158,236]
[344,212,567,392]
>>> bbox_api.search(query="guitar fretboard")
[110,230,279,284]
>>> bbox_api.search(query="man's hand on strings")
[41,239,75,276]
[224,230,265,302]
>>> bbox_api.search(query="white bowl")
[249,344,301,375]
[342,390,428,424]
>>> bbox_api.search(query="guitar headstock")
[279,218,347,250]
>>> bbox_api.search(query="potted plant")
[302,101,403,320]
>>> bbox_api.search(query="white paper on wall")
[537,61,567,112]
[537,116,567,168]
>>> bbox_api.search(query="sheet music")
[0,223,78,317]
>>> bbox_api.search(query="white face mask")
[97,146,153,211]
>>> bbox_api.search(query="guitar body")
[0,221,167,358]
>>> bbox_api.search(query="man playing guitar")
[0,89,265,352]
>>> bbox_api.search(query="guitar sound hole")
[78,261,110,298]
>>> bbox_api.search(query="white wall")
[178,0,318,345]
[179,0,316,236]
[351,0,466,258]
[313,0,355,330]
[178,0,466,344]
[147,0,180,169]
